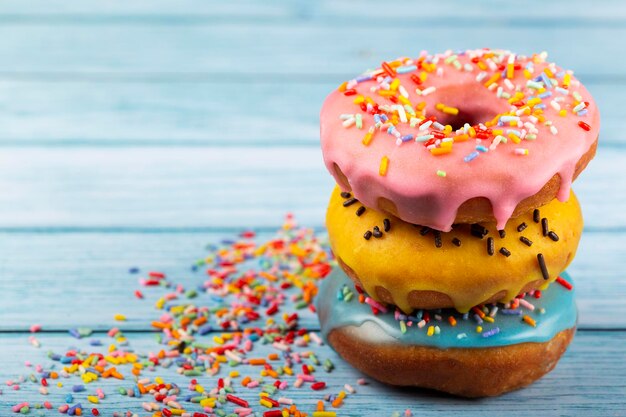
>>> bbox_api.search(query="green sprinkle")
[355,113,363,129]
[344,292,353,302]
[400,320,407,334]
[436,170,446,177]
[183,370,203,377]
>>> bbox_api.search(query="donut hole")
[426,84,501,131]
[436,106,494,130]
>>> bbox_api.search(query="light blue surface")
[0,1,624,416]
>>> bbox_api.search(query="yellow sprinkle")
[544,67,554,78]
[87,396,99,404]
[453,134,469,142]
[213,336,225,345]
[559,109,567,117]
[353,95,365,104]
[492,129,503,135]
[443,106,459,116]
[435,103,445,110]
[506,63,514,79]
[483,316,495,323]
[523,69,532,79]
[379,156,389,176]
[362,128,374,146]
[477,61,488,70]
[113,314,126,321]
[443,125,452,134]
[169,409,185,416]
[440,140,453,149]
[398,95,411,106]
[468,126,477,137]
[430,147,452,156]
[476,326,483,333]
[260,398,274,408]
[419,71,428,82]
[484,73,501,87]
[229,371,240,378]
[390,78,400,91]
[563,73,571,88]
[427,326,435,337]
[508,133,521,144]
[527,97,542,107]
[312,412,338,417]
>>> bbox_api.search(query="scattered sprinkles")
[6,216,376,417]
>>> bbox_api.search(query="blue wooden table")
[0,1,625,415]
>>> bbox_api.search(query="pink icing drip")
[320,51,600,231]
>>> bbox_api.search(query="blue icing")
[316,267,577,349]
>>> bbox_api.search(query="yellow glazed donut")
[326,185,583,313]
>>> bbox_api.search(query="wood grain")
[0,332,623,416]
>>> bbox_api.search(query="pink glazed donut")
[320,49,599,231]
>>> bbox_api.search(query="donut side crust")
[327,326,575,397]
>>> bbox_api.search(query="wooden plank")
[0,230,622,331]
[0,80,613,146]
[0,146,617,229]
[0,331,624,416]
[0,0,622,20]
[0,24,621,79]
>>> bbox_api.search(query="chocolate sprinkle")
[452,237,462,247]
[519,236,533,246]
[470,224,488,239]
[498,229,506,238]
[343,197,358,207]
[383,218,391,232]
[487,237,495,255]
[541,218,549,236]
[517,222,527,232]
[340,191,352,199]
[548,231,559,242]
[420,226,431,236]
[434,231,442,248]
[533,209,540,223]
[355,206,366,216]
[499,247,511,257]
[373,226,383,238]
[363,230,372,240]
[537,253,549,280]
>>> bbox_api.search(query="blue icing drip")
[316,268,577,349]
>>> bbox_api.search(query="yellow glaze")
[326,186,583,313]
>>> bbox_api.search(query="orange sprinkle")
[448,316,457,327]
[523,315,537,327]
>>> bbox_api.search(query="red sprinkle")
[162,409,173,417]
[555,277,573,291]
[311,381,326,390]
[343,88,357,96]
[263,411,283,417]
[226,394,249,408]
[91,409,100,416]
[381,61,397,77]
[578,121,591,131]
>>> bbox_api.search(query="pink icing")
[320,49,600,231]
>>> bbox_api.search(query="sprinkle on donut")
[336,49,592,168]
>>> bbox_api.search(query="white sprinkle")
[421,86,436,96]
[550,100,561,111]
[573,102,586,113]
[339,114,354,120]
[476,71,488,82]
[419,120,433,131]
[396,105,408,123]
[342,117,355,128]
[399,85,409,98]
[504,78,515,90]
[550,125,558,135]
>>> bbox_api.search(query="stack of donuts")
[316,49,599,397]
